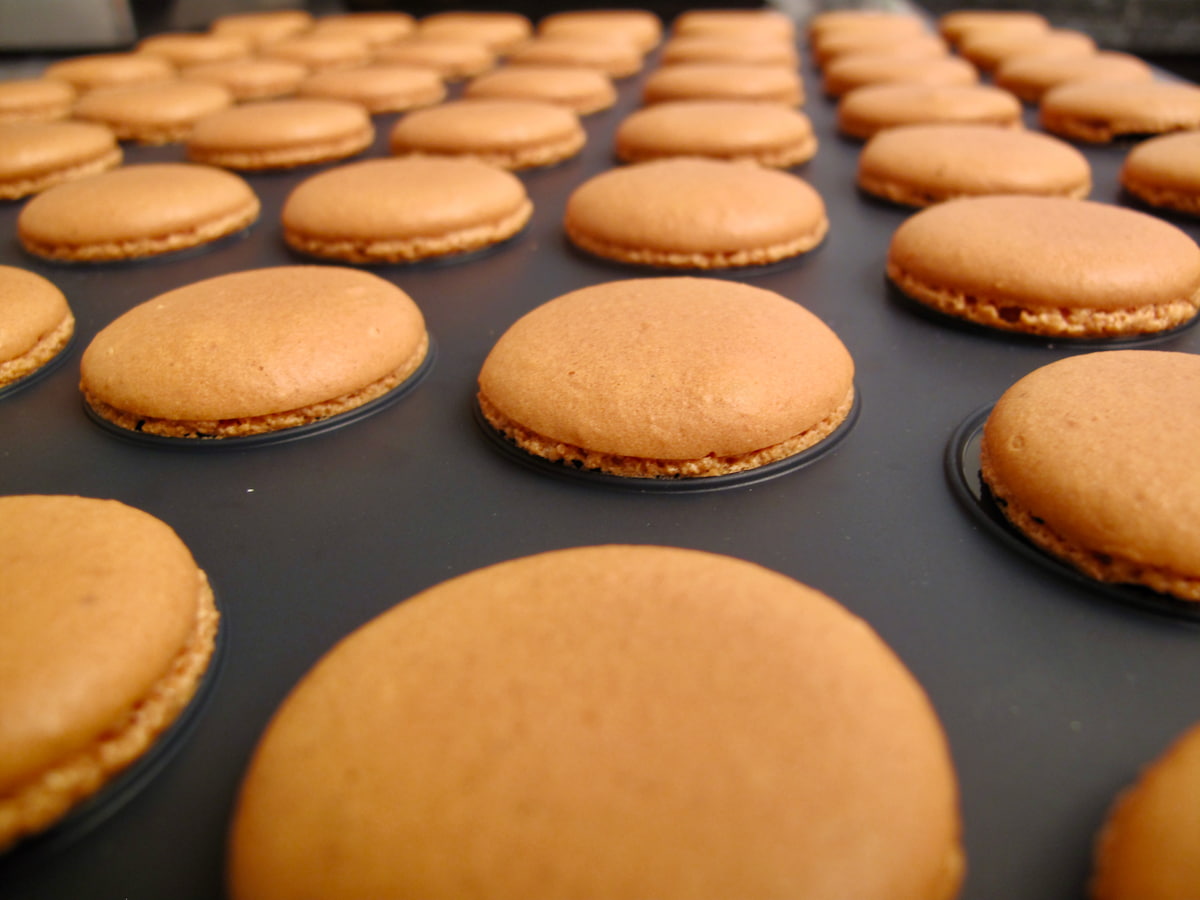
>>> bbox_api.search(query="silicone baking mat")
[3,12,1199,898]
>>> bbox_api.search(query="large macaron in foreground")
[1091,722,1200,899]
[80,266,428,439]
[477,277,854,479]
[886,195,1200,337]
[228,545,964,900]
[980,350,1200,602]
[0,495,219,851]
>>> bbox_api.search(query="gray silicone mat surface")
[3,18,1199,899]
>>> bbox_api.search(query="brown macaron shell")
[373,38,497,81]
[858,124,1091,206]
[676,8,797,41]
[887,195,1200,336]
[296,65,446,114]
[837,83,1024,140]
[416,11,533,52]
[136,32,252,67]
[71,80,233,145]
[478,278,854,477]
[187,99,374,170]
[1092,722,1200,898]
[179,59,309,102]
[659,35,799,68]
[80,266,428,439]
[822,53,978,98]
[980,351,1200,600]
[0,265,74,387]
[814,31,949,67]
[43,52,176,93]
[615,100,817,167]
[229,544,963,900]
[309,12,416,47]
[504,35,644,79]
[388,98,585,170]
[938,10,1050,45]
[993,51,1154,103]
[0,494,218,850]
[1121,131,1200,216]
[463,65,617,114]
[18,162,259,262]
[1041,81,1200,142]
[281,156,532,263]
[641,62,803,106]
[958,28,1097,72]
[808,9,926,46]
[0,120,122,200]
[537,9,662,52]
[259,35,372,73]
[0,77,76,123]
[565,158,827,270]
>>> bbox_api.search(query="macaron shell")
[296,65,446,113]
[1121,131,1200,214]
[676,8,797,40]
[374,38,497,81]
[43,52,176,92]
[136,32,252,67]
[258,35,372,72]
[858,124,1091,205]
[71,81,233,144]
[229,545,962,900]
[0,77,76,123]
[564,158,828,268]
[0,265,73,386]
[980,351,1200,593]
[887,195,1200,323]
[504,36,644,79]
[642,62,803,105]
[388,98,584,169]
[80,266,427,422]
[660,35,799,67]
[18,162,259,261]
[939,10,1049,44]
[281,156,531,262]
[478,277,853,461]
[837,83,1023,139]
[1092,723,1200,899]
[186,98,374,170]
[993,51,1154,103]
[1041,81,1200,142]
[823,53,978,97]
[958,28,1096,71]
[537,9,662,51]
[463,66,617,114]
[416,11,533,52]
[179,58,307,101]
[0,494,217,848]
[0,120,122,199]
[615,100,816,166]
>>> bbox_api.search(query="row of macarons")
[0,5,806,119]
[6,335,1200,897]
[9,126,1200,338]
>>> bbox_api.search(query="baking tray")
[3,17,1200,900]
